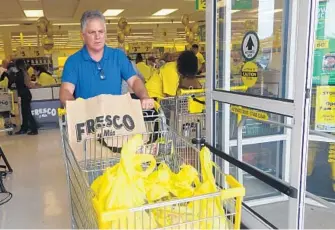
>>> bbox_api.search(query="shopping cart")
[160,89,206,143]
[59,108,245,229]
[0,88,15,135]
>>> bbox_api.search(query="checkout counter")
[30,84,61,129]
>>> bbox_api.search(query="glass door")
[205,0,317,228]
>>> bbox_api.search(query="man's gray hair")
[80,10,106,31]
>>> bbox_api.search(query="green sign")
[196,0,206,11]
[233,0,252,10]
[313,1,335,86]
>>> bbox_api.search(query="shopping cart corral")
[59,108,245,229]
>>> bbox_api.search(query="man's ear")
[80,32,84,42]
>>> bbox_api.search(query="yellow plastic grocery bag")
[91,134,157,229]
[187,147,229,229]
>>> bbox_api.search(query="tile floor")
[0,129,71,228]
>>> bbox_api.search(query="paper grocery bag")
[65,93,146,161]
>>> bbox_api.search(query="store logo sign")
[32,108,57,119]
[0,100,9,106]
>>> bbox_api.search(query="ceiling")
[0,0,284,51]
[0,0,204,24]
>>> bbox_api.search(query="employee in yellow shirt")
[145,50,198,99]
[34,66,56,87]
[136,54,151,82]
[192,44,205,74]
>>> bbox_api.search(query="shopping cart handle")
[191,95,205,105]
[58,108,66,116]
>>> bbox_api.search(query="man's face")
[82,18,106,52]
[192,48,198,54]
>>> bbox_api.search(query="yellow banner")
[128,42,153,53]
[315,86,335,132]
[230,106,269,121]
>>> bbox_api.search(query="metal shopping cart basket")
[0,88,15,135]
[160,88,206,142]
[58,108,245,229]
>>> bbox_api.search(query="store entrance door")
[205,0,317,228]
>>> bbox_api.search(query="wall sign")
[241,31,260,61]
[315,86,335,132]
[196,0,206,11]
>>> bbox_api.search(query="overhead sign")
[128,42,153,53]
[231,106,269,121]
[241,61,258,87]
[241,31,259,61]
[15,46,45,58]
[196,0,206,11]
[315,86,335,132]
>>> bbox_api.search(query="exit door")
[205,0,317,228]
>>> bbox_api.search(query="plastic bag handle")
[133,154,156,178]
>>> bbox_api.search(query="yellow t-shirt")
[0,77,8,88]
[145,62,179,99]
[136,62,151,82]
[37,72,56,86]
[27,67,34,78]
[196,52,205,71]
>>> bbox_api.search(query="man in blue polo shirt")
[60,10,154,109]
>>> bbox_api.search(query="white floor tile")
[0,129,71,229]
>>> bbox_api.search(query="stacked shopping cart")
[0,88,15,135]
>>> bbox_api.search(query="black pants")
[20,96,37,132]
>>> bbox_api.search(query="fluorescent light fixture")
[0,24,20,27]
[24,10,44,17]
[232,10,240,13]
[103,9,124,16]
[152,9,178,16]
[54,23,80,26]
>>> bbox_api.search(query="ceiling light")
[54,23,80,26]
[0,24,20,27]
[129,20,194,25]
[103,9,124,16]
[152,9,178,16]
[24,10,44,18]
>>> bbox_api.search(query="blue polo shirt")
[62,45,136,99]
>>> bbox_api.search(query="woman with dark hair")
[34,66,56,87]
[15,59,38,135]
[145,50,201,99]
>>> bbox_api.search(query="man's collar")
[81,45,109,61]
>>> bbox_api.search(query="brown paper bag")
[65,93,146,162]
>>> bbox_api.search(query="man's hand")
[127,76,154,110]
[141,98,155,110]
[59,82,75,106]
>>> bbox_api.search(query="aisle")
[0,129,71,228]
